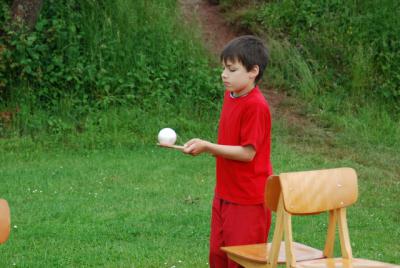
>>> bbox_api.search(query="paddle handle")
[157,143,185,152]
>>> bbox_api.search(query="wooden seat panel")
[297,257,400,268]
[222,242,324,264]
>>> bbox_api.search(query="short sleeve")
[239,104,270,151]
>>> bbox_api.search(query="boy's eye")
[221,66,237,72]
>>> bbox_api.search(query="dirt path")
[180,0,236,55]
[179,0,332,149]
[179,0,286,116]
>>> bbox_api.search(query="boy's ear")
[249,65,259,80]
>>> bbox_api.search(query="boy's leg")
[209,198,272,268]
[209,197,228,268]
[222,201,271,268]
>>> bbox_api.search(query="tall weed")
[267,38,319,98]
[0,0,222,140]
[220,0,400,112]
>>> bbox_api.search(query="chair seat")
[221,242,323,264]
[297,257,400,268]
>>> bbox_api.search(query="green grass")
[0,146,214,267]
[0,118,399,266]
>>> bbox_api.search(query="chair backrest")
[279,167,358,214]
[265,175,281,212]
[265,168,358,267]
[0,199,11,244]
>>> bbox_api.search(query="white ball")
[158,128,177,145]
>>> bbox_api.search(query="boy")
[187,35,273,268]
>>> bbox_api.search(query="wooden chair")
[0,199,11,244]
[222,167,400,268]
[221,171,325,268]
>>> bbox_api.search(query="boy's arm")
[183,138,255,162]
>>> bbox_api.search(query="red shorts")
[209,197,271,268]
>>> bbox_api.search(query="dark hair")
[220,35,269,83]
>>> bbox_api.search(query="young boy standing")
[184,35,272,268]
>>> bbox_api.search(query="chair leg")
[268,195,285,268]
[284,213,295,268]
[338,208,353,259]
[323,209,337,258]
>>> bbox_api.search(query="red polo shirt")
[215,86,273,205]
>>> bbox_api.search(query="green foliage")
[259,0,400,109]
[267,38,319,98]
[219,0,400,112]
[0,0,221,139]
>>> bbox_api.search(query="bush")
[217,0,400,112]
[0,0,222,139]
[258,0,400,110]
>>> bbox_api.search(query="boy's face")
[221,59,258,97]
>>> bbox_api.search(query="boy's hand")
[183,138,210,156]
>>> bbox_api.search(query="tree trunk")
[11,0,43,30]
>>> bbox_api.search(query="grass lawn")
[0,145,214,267]
[0,121,399,267]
